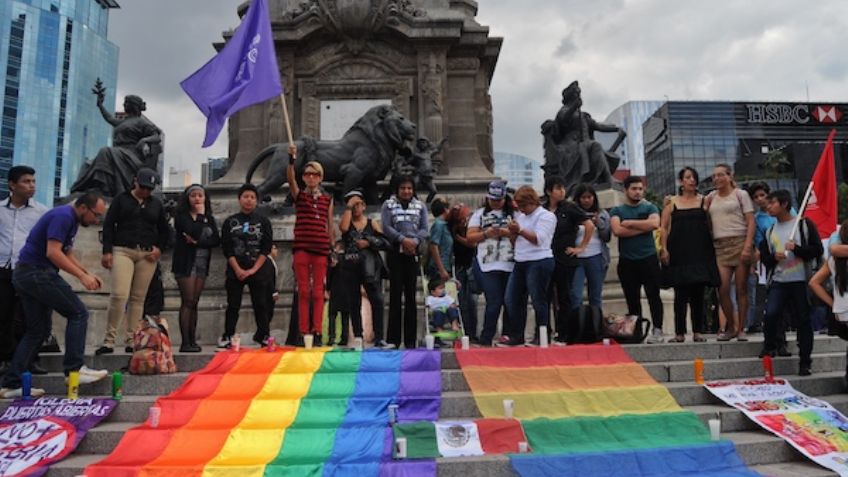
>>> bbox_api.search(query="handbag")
[603,313,651,344]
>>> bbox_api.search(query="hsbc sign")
[746,103,844,124]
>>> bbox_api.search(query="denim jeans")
[2,265,89,388]
[473,259,511,345]
[455,264,479,339]
[764,281,813,367]
[570,254,605,309]
[505,257,555,342]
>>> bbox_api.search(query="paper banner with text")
[706,378,848,477]
[0,397,117,477]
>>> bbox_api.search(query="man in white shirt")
[0,166,48,374]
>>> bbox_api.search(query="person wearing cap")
[339,189,392,347]
[381,175,429,349]
[287,144,334,345]
[96,168,170,355]
[172,184,219,352]
[1,191,108,398]
[465,179,516,346]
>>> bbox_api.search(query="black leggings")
[673,284,705,336]
[177,276,206,346]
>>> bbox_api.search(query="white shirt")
[470,208,515,273]
[827,257,848,318]
[426,294,455,312]
[575,224,603,258]
[514,206,555,262]
[0,197,48,268]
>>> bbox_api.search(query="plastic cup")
[354,337,363,351]
[518,441,529,453]
[602,338,610,346]
[539,326,549,348]
[461,336,470,350]
[304,334,314,350]
[395,437,407,459]
[709,419,720,441]
[149,406,161,428]
[425,334,435,350]
[388,404,399,424]
[503,399,514,418]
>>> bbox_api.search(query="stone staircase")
[2,335,845,477]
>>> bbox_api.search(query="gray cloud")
[108,0,848,182]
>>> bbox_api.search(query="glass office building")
[0,0,119,205]
[494,151,543,191]
[602,100,664,176]
[643,101,846,197]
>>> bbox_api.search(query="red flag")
[804,129,838,237]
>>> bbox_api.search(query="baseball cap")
[136,168,159,189]
[487,180,507,200]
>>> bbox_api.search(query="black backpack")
[567,305,604,344]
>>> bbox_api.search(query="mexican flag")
[393,419,528,458]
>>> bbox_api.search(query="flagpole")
[280,93,294,145]
[790,180,814,239]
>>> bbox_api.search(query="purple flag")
[181,0,282,147]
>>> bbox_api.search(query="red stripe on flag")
[477,418,528,454]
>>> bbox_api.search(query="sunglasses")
[302,171,321,178]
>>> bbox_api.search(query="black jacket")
[221,211,273,271]
[102,191,170,254]
[551,201,591,267]
[171,210,220,276]
[758,217,823,283]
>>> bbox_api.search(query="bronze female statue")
[71,79,162,197]
[541,81,626,190]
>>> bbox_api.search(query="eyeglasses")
[87,208,104,221]
[303,171,321,178]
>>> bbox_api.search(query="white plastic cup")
[425,334,435,350]
[503,399,514,419]
[518,441,529,453]
[304,334,314,350]
[148,406,161,428]
[461,336,470,350]
[388,404,399,424]
[232,334,241,352]
[354,337,363,351]
[602,338,610,346]
[709,419,721,441]
[539,326,549,348]
[395,437,407,459]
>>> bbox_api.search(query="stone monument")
[218,0,502,196]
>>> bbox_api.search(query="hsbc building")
[642,101,846,198]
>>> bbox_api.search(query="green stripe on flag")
[393,422,439,459]
[523,411,711,455]
[265,351,362,476]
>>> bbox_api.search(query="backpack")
[129,316,177,375]
[603,313,651,344]
[567,305,604,344]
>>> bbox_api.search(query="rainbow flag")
[455,344,761,476]
[85,348,441,477]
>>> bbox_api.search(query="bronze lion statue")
[246,104,417,204]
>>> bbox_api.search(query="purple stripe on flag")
[397,350,441,422]
[379,427,437,477]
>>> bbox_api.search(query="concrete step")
[666,371,846,407]
[43,436,841,477]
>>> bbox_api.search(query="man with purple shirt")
[0,191,108,398]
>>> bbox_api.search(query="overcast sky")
[108,0,848,183]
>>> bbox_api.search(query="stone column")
[417,48,448,173]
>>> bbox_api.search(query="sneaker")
[40,334,61,353]
[216,335,232,350]
[496,335,511,345]
[94,346,113,356]
[0,387,45,399]
[67,366,108,385]
[646,328,665,344]
[376,340,396,350]
[799,366,812,377]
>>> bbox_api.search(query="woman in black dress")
[660,167,720,342]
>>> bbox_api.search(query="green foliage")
[643,189,665,210]
[839,183,848,224]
